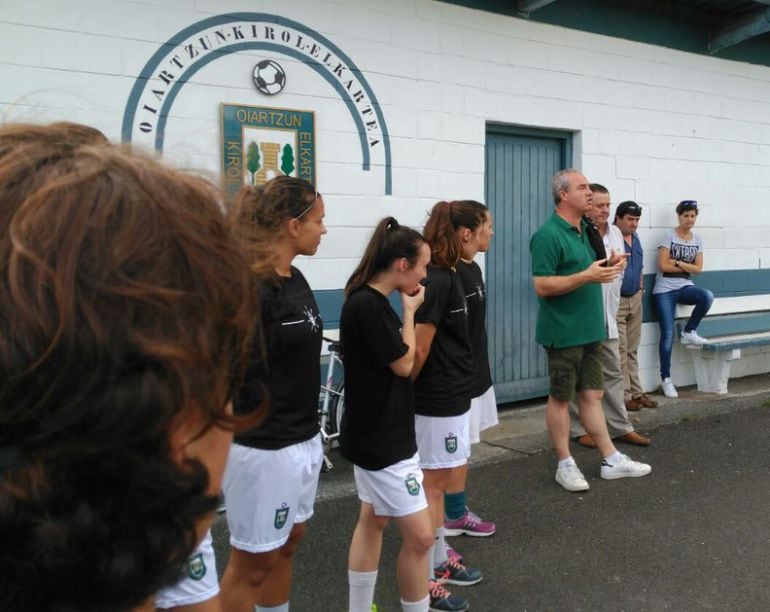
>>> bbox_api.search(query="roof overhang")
[709,7,770,53]
[440,0,770,68]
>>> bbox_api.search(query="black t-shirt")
[583,215,606,261]
[457,260,493,397]
[413,266,476,416]
[234,267,322,450]
[339,286,417,470]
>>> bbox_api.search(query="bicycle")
[318,335,344,472]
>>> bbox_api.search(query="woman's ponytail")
[345,217,424,297]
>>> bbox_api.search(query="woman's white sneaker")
[681,330,707,348]
[661,378,678,398]
[555,463,589,492]
[600,454,652,480]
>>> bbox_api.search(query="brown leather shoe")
[625,398,642,411]
[575,434,597,448]
[614,431,651,446]
[635,394,658,409]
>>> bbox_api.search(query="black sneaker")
[429,579,469,612]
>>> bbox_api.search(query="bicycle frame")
[318,336,344,471]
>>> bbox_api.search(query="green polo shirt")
[530,212,606,348]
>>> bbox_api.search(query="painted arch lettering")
[121,12,392,194]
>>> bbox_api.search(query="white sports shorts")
[414,413,470,469]
[468,385,499,444]
[155,530,219,609]
[223,434,323,553]
[354,453,428,518]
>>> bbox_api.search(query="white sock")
[604,451,624,466]
[432,528,448,567]
[348,569,378,612]
[401,594,430,611]
[558,456,576,469]
[256,604,289,612]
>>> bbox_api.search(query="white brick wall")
[4,0,770,390]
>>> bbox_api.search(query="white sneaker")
[600,454,652,480]
[681,330,707,348]
[661,378,678,398]
[555,464,589,492]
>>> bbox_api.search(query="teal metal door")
[485,128,571,403]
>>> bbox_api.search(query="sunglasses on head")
[623,204,642,215]
[679,200,698,210]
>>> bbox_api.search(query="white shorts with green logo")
[223,434,322,553]
[354,453,427,517]
[415,413,470,469]
[155,530,219,609]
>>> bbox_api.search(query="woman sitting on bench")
[652,200,714,399]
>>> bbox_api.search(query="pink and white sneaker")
[444,541,463,564]
[443,508,496,537]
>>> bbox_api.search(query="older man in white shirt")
[569,184,651,447]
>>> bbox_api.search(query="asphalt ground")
[211,374,770,611]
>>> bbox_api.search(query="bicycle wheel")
[327,381,344,443]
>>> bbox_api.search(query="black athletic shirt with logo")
[457,260,493,397]
[414,266,476,417]
[234,267,322,450]
[339,286,417,471]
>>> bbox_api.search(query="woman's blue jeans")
[653,285,714,379]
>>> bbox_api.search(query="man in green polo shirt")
[530,169,651,492]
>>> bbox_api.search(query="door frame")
[484,123,574,403]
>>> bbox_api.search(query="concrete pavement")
[211,373,770,611]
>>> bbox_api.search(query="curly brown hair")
[0,124,257,611]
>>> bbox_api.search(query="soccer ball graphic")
[253,60,286,95]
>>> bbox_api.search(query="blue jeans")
[653,285,714,379]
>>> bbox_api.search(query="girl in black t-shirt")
[412,201,485,598]
[444,201,498,539]
[340,217,438,612]
[220,176,326,612]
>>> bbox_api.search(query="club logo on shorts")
[187,553,206,581]
[405,473,420,496]
[445,433,458,454]
[274,502,290,529]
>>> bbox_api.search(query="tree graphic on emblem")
[280,143,295,176]
[246,141,261,184]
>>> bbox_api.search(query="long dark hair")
[345,217,424,297]
[423,200,488,269]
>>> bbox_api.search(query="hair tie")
[0,445,24,474]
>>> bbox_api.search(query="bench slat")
[701,331,770,351]
[676,313,770,339]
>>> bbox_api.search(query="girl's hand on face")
[401,283,425,312]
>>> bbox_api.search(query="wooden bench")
[675,296,770,394]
